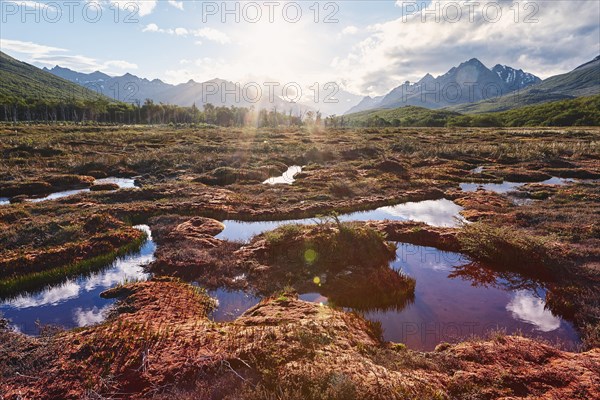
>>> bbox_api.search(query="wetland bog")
[1,125,599,399]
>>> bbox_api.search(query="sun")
[236,20,309,81]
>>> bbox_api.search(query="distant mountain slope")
[449,56,600,113]
[46,66,317,114]
[343,105,461,127]
[342,95,600,127]
[345,95,384,114]
[0,51,110,104]
[46,65,173,105]
[44,66,111,84]
[492,64,541,91]
[345,58,541,113]
[451,94,600,126]
[533,55,600,97]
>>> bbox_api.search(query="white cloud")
[333,1,600,95]
[104,60,138,70]
[168,0,184,11]
[107,0,156,17]
[0,38,66,56]
[142,24,194,38]
[1,39,137,74]
[2,280,80,308]
[142,23,159,32]
[341,26,358,35]
[193,27,231,44]
[175,27,189,36]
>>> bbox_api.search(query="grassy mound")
[263,221,396,272]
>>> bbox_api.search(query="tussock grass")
[458,222,560,273]
[0,231,147,299]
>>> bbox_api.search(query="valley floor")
[0,125,599,399]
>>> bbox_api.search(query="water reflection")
[0,198,9,205]
[206,243,579,350]
[507,291,561,332]
[216,198,464,242]
[0,225,154,333]
[368,245,576,348]
[73,304,112,327]
[377,199,465,227]
[448,262,547,293]
[95,177,137,188]
[5,280,81,309]
[207,288,260,321]
[263,165,302,185]
[460,177,575,194]
[27,177,136,203]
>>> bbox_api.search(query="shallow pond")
[460,177,576,194]
[26,177,137,203]
[0,198,464,333]
[1,206,580,350]
[209,244,580,351]
[263,165,302,185]
[216,198,465,242]
[0,225,154,334]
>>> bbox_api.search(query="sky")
[1,0,599,98]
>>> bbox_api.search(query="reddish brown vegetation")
[1,279,598,399]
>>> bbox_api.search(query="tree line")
[0,97,332,127]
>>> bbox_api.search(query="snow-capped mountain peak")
[492,65,541,91]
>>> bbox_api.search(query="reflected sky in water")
[263,165,302,185]
[460,177,575,194]
[506,290,561,332]
[26,177,136,203]
[377,199,465,227]
[216,198,465,242]
[2,215,580,350]
[0,225,153,334]
[358,244,577,349]
[208,243,579,350]
[207,288,260,322]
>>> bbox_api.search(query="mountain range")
[347,56,599,115]
[2,50,598,118]
[449,55,600,113]
[44,66,316,115]
[346,59,542,114]
[44,65,365,116]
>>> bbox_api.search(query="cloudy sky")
[1,0,599,96]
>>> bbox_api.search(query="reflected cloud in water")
[0,225,153,334]
[263,166,302,185]
[506,290,561,332]
[4,281,80,309]
[460,177,575,194]
[378,199,465,227]
[208,242,579,350]
[27,178,137,203]
[217,198,465,241]
[73,305,112,327]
